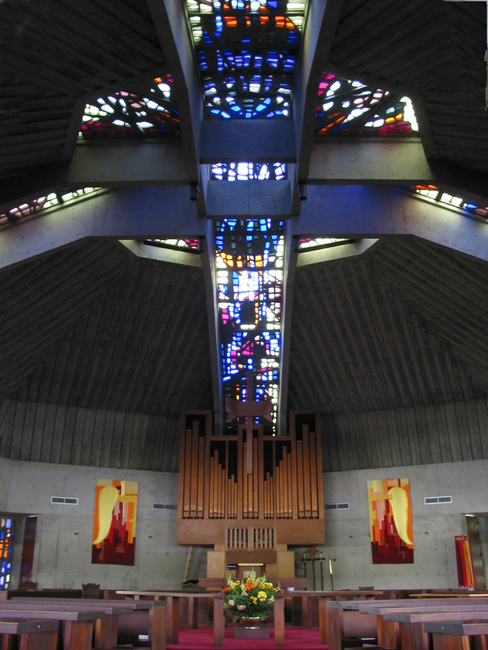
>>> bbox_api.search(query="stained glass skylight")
[0,188,103,229]
[216,219,284,433]
[211,162,287,180]
[299,237,353,251]
[316,73,418,136]
[405,185,488,219]
[80,75,180,138]
[144,238,201,252]
[187,0,306,119]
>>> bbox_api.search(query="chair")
[18,580,37,591]
[82,583,100,599]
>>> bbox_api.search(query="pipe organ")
[177,411,325,580]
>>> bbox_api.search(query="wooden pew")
[383,609,488,650]
[11,598,166,650]
[424,620,488,650]
[287,590,381,630]
[116,590,216,644]
[0,618,59,650]
[7,600,131,649]
[359,603,488,650]
[327,597,488,650]
[0,610,102,650]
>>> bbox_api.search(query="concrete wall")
[0,457,185,590]
[306,459,488,590]
[1,456,487,591]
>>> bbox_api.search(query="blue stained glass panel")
[216,219,283,432]
[0,518,14,591]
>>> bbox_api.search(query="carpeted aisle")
[166,626,325,649]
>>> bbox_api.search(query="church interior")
[2,0,488,622]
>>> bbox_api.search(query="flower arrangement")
[223,570,280,621]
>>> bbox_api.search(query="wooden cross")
[226,371,272,474]
[443,0,488,109]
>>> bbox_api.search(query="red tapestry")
[92,479,138,566]
[367,478,414,564]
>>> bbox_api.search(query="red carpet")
[167,627,325,649]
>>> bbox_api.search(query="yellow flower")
[257,591,267,600]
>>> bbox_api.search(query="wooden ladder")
[183,545,194,585]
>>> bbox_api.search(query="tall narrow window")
[0,518,14,591]
[216,219,284,432]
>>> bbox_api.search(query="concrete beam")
[201,220,223,434]
[0,141,189,213]
[279,220,297,435]
[206,180,293,218]
[296,185,488,262]
[147,0,206,214]
[200,121,296,163]
[0,187,204,269]
[293,0,345,186]
[308,138,434,184]
[66,141,188,187]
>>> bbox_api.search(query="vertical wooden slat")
[209,453,215,518]
[190,423,199,516]
[197,436,205,518]
[314,415,325,519]
[258,429,264,519]
[291,418,299,519]
[297,439,304,518]
[303,425,312,517]
[286,450,292,518]
[221,461,226,518]
[253,436,259,518]
[248,472,252,520]
[310,431,318,518]
[237,428,244,519]
[177,420,188,520]
[203,421,211,519]
[184,428,193,517]
[217,461,222,518]
[243,441,248,518]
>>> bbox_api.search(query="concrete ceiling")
[1,0,488,472]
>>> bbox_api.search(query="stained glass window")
[144,238,201,252]
[405,185,488,219]
[215,219,283,432]
[80,75,180,138]
[0,188,103,229]
[0,518,14,591]
[316,73,418,136]
[211,162,287,180]
[186,0,306,119]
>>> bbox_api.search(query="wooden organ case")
[177,411,325,581]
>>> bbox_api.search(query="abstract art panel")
[367,478,414,564]
[455,535,475,588]
[92,480,138,566]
